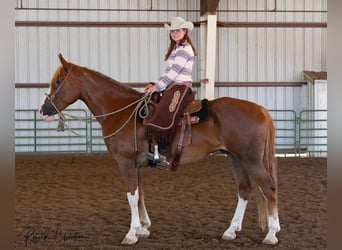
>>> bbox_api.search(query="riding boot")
[145,142,170,169]
[158,142,169,158]
[157,142,171,169]
[146,141,157,168]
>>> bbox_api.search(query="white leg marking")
[258,185,281,245]
[222,195,248,241]
[121,188,141,245]
[263,213,281,245]
[268,213,281,232]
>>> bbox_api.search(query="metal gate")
[15,109,327,157]
[299,110,327,157]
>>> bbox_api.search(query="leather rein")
[44,65,151,151]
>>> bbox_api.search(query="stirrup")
[153,144,160,161]
[145,153,171,170]
[156,154,171,170]
[145,144,161,162]
[145,152,155,161]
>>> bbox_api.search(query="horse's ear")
[58,53,70,70]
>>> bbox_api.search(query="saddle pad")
[191,99,209,122]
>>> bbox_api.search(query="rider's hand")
[144,83,157,95]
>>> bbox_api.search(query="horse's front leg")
[122,187,152,244]
[136,190,151,238]
[120,165,151,245]
[121,187,141,245]
[136,169,151,238]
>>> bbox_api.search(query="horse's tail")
[257,108,278,231]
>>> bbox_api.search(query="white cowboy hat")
[164,17,194,31]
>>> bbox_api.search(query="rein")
[47,94,151,135]
[45,66,152,151]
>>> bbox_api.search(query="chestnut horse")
[39,54,280,245]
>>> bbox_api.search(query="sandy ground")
[15,154,327,249]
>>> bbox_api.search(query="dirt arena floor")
[15,154,327,249]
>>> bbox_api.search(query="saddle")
[144,90,209,171]
[145,90,208,124]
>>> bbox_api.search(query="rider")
[144,16,197,169]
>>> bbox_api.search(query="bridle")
[45,65,73,105]
[44,64,151,151]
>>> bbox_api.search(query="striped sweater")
[154,42,195,92]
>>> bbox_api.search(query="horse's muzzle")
[38,103,56,121]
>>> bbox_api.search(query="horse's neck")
[78,70,141,118]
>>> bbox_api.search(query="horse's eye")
[55,79,61,86]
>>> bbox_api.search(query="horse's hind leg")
[259,182,280,245]
[248,161,280,245]
[222,156,253,241]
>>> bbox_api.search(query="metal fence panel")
[299,110,327,157]
[15,109,89,153]
[15,108,327,157]
[268,110,298,155]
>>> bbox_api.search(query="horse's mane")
[79,64,142,96]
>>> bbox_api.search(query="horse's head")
[39,53,79,121]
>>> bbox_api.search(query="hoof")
[137,228,150,238]
[121,234,138,245]
[262,231,278,245]
[221,230,236,241]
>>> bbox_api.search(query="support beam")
[200,14,217,100]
